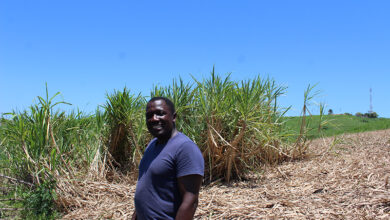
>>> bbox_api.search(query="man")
[132,97,204,220]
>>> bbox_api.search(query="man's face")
[146,99,176,140]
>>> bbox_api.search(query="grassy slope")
[283,114,390,140]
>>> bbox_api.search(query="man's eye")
[155,110,166,116]
[146,111,164,118]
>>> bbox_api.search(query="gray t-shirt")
[134,132,204,220]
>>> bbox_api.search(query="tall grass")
[1,69,321,217]
[194,70,292,182]
[104,87,146,169]
[0,85,105,218]
[0,86,73,184]
[292,84,321,157]
[150,68,299,182]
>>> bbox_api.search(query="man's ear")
[173,112,177,123]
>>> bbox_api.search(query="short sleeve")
[175,141,204,178]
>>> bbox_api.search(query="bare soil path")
[61,129,390,219]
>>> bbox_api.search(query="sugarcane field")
[1,72,390,219]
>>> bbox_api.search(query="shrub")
[370,112,379,118]
[364,112,378,118]
[355,112,363,117]
[22,179,58,219]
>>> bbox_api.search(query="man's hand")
[176,174,203,220]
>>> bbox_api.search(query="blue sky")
[1,1,389,117]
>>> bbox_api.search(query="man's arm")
[176,174,203,220]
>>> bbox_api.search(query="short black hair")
[147,97,176,114]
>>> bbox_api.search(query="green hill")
[283,114,390,140]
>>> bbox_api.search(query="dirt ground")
[61,129,390,219]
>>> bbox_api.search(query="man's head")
[146,97,176,141]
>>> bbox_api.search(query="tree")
[355,112,363,117]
